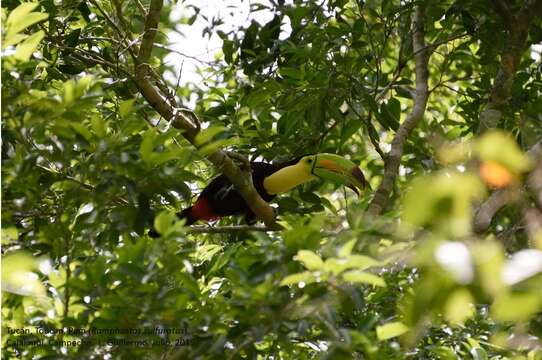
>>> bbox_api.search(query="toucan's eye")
[307,159,313,163]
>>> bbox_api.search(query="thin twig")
[89,0,137,60]
[367,5,432,216]
[185,225,277,234]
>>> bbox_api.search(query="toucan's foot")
[245,212,257,225]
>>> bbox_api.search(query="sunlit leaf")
[342,270,385,287]
[1,252,46,297]
[338,239,357,257]
[153,210,176,236]
[403,171,485,237]
[475,131,531,174]
[2,227,18,245]
[140,129,157,165]
[444,289,474,323]
[14,31,44,61]
[295,250,324,270]
[6,3,48,38]
[472,240,505,295]
[491,291,541,322]
[376,322,408,340]
[194,126,226,146]
[119,99,136,119]
[198,137,240,156]
[280,271,316,286]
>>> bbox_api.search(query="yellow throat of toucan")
[262,154,368,196]
[263,159,316,195]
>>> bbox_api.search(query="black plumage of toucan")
[149,154,368,236]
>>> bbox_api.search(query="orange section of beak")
[319,159,341,172]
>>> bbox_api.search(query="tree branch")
[134,0,280,229]
[367,6,431,216]
[185,225,278,234]
[478,0,542,134]
[492,0,516,29]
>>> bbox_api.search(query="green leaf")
[338,239,357,257]
[279,67,303,80]
[119,99,135,119]
[90,114,107,138]
[445,289,474,323]
[341,119,362,143]
[223,39,235,64]
[2,227,19,245]
[403,171,485,237]
[153,211,176,236]
[3,33,27,49]
[491,292,541,322]
[198,137,240,156]
[195,244,224,263]
[6,3,48,38]
[342,270,385,287]
[140,129,157,165]
[151,149,187,167]
[277,197,299,211]
[71,122,93,142]
[14,31,44,61]
[65,29,81,48]
[470,347,488,360]
[280,271,316,286]
[344,255,380,270]
[378,100,400,131]
[1,252,45,297]
[475,130,531,174]
[376,322,409,340]
[194,126,226,146]
[295,250,324,271]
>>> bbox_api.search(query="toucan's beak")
[348,166,370,195]
[312,153,369,196]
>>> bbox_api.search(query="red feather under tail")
[178,197,220,225]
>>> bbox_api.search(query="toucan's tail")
[177,207,197,226]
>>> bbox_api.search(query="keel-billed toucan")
[177,154,367,225]
[172,153,368,227]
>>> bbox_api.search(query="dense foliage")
[2,0,542,359]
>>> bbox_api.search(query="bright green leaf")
[153,211,176,236]
[194,126,226,146]
[491,292,541,322]
[376,322,409,340]
[140,129,157,165]
[14,31,44,61]
[295,250,324,271]
[338,239,357,257]
[444,288,474,323]
[6,3,48,38]
[475,130,531,174]
[280,271,316,286]
[119,99,135,119]
[342,270,385,287]
[1,252,45,297]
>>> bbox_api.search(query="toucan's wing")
[197,162,278,216]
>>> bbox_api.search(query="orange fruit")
[479,160,514,188]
